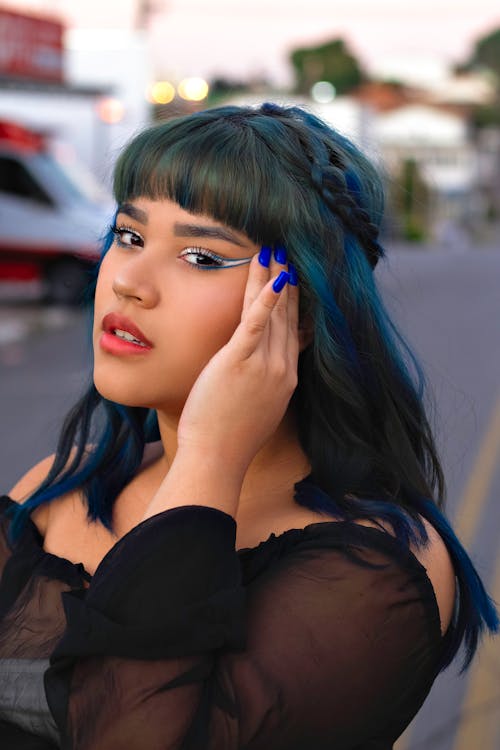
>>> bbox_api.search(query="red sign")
[0,7,64,83]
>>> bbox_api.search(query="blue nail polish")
[288,262,298,286]
[258,245,272,267]
[272,271,290,293]
[274,244,287,264]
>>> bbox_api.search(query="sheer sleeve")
[0,496,90,748]
[44,505,444,750]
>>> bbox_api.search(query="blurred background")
[0,1,499,748]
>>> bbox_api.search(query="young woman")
[0,102,497,749]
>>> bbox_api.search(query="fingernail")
[272,271,290,293]
[288,262,298,286]
[258,245,272,267]
[274,244,287,264]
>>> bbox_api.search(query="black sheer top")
[0,491,448,749]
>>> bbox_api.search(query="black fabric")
[0,493,446,749]
[0,718,58,749]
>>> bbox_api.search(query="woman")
[0,102,497,749]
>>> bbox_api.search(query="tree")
[290,38,365,96]
[388,159,431,242]
[471,27,500,79]
[459,27,500,129]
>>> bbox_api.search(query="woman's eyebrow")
[117,203,148,224]
[115,206,249,248]
[173,222,247,248]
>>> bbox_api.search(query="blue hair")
[5,103,498,671]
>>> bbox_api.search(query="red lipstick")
[99,312,153,355]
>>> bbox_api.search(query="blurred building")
[351,75,499,242]
[0,7,151,187]
[65,27,153,186]
[376,104,478,227]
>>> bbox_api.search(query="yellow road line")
[450,388,500,750]
[396,389,500,750]
[453,390,500,547]
[452,546,500,750]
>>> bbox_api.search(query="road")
[376,246,500,750]
[0,244,499,749]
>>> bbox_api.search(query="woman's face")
[93,197,261,413]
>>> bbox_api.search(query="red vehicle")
[0,120,113,303]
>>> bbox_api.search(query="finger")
[267,245,290,357]
[271,245,289,313]
[268,273,289,360]
[286,264,300,367]
[241,246,272,319]
[232,271,290,360]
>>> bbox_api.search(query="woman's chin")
[93,377,151,408]
[93,377,185,414]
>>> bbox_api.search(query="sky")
[5,0,500,87]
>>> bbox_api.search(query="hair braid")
[260,102,384,269]
[319,163,384,269]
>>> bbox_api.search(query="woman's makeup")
[109,223,254,271]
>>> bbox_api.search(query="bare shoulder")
[354,515,456,635]
[8,447,85,535]
[7,443,164,541]
[412,517,456,634]
[8,453,57,536]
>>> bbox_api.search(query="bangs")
[112,112,303,246]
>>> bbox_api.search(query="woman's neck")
[154,407,311,520]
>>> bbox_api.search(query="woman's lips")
[99,332,153,355]
[100,312,153,355]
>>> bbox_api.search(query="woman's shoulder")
[7,453,57,536]
[273,510,456,637]
[349,516,455,635]
[6,442,164,524]
[410,516,456,633]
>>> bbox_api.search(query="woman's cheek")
[185,297,239,357]
[201,277,246,341]
[94,256,115,307]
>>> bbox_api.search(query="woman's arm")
[140,451,244,525]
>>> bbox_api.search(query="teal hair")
[6,103,498,669]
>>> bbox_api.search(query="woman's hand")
[176,248,299,477]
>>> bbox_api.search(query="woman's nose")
[112,262,160,307]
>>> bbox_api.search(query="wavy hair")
[6,103,498,668]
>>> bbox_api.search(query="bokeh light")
[177,77,209,102]
[310,81,336,104]
[147,80,176,104]
[96,97,125,124]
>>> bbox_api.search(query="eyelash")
[109,224,225,270]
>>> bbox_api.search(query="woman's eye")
[179,248,224,269]
[111,226,143,248]
[109,230,228,269]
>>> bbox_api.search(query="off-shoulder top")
[0,488,449,749]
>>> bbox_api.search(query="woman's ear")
[298,314,314,352]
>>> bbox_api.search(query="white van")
[0,120,113,304]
